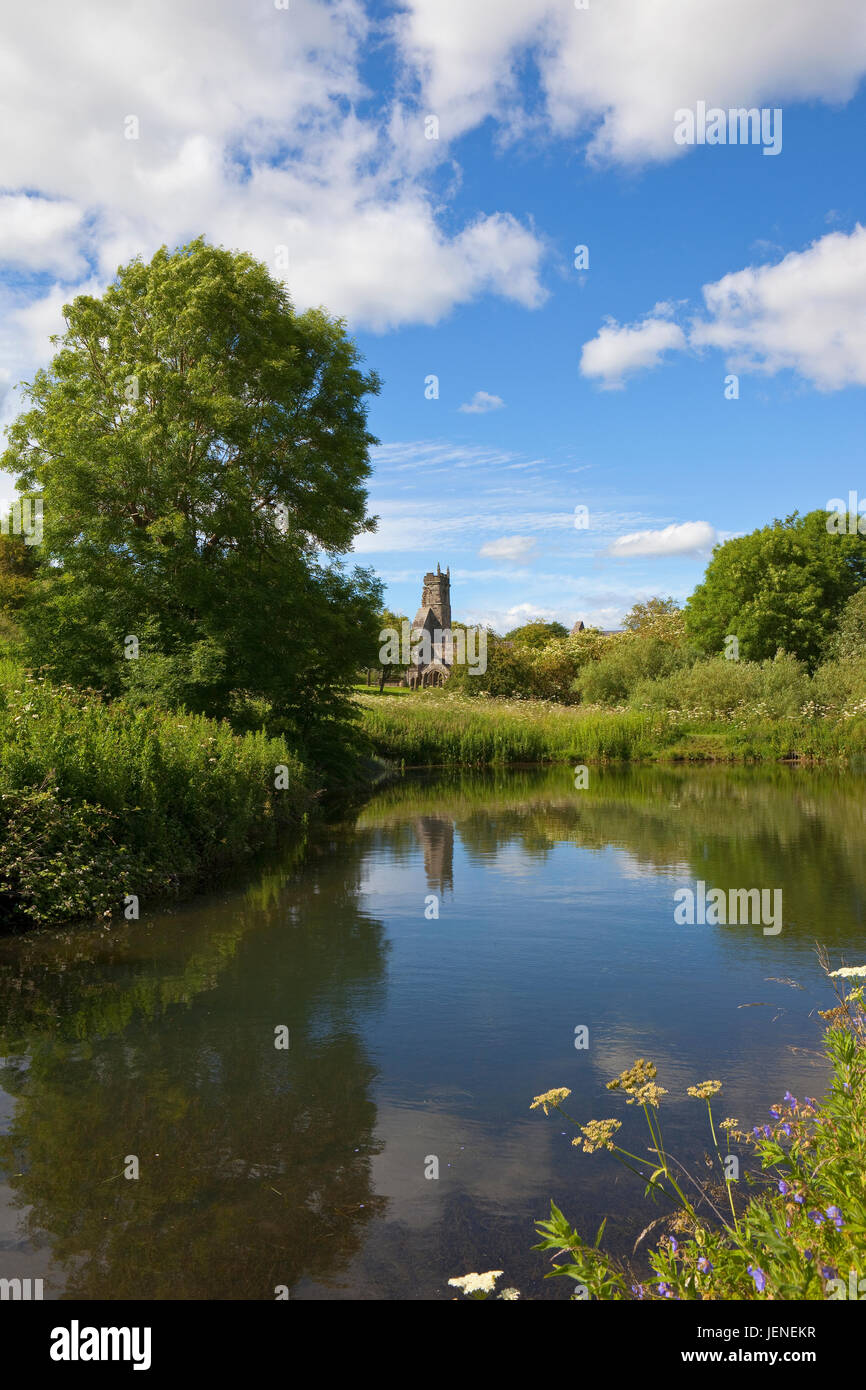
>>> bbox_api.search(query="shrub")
[576,634,690,706]
[810,655,866,715]
[632,653,810,718]
[0,666,314,927]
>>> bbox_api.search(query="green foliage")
[0,530,40,609]
[809,655,866,715]
[357,691,680,764]
[632,652,811,719]
[622,596,683,636]
[2,237,382,735]
[356,687,866,766]
[369,607,410,690]
[576,632,691,705]
[503,619,569,648]
[0,662,314,927]
[823,586,866,661]
[445,631,536,698]
[685,511,866,666]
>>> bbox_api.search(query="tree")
[685,511,866,666]
[370,608,410,691]
[2,239,383,735]
[503,619,568,648]
[0,529,40,613]
[0,527,41,646]
[623,597,682,636]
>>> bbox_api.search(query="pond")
[0,764,864,1300]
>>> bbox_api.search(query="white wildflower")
[448,1270,504,1295]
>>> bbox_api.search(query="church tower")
[408,563,453,688]
[418,564,451,631]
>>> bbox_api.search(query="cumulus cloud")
[580,315,687,388]
[0,0,547,406]
[0,196,86,277]
[690,224,866,389]
[580,225,866,392]
[479,535,536,562]
[394,0,866,164]
[459,390,505,414]
[607,522,718,558]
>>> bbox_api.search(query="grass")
[0,658,316,928]
[356,690,866,767]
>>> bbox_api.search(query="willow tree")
[2,239,382,737]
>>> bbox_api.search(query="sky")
[1,0,865,631]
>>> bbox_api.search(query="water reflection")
[0,764,863,1299]
[0,840,388,1299]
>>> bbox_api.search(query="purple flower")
[697,1257,712,1273]
[669,1237,678,1253]
[781,1124,792,1137]
[763,1125,772,1138]
[784,1091,797,1108]
[808,1210,825,1225]
[826,1206,844,1229]
[748,1266,766,1293]
[793,1192,804,1204]
[804,1250,813,1262]
[657,1282,672,1298]
[821,1266,836,1280]
[631,1284,645,1299]
[778,1180,789,1194]
[803,1097,817,1112]
[769,1106,781,1117]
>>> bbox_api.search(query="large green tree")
[2,239,383,735]
[685,511,866,666]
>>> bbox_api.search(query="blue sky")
[1,1,865,630]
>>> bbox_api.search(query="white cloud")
[0,0,547,399]
[607,521,718,558]
[580,225,866,393]
[0,196,86,277]
[459,390,505,414]
[394,0,866,164]
[580,315,687,388]
[479,535,536,562]
[691,224,866,389]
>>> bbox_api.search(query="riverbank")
[356,691,866,766]
[0,663,318,929]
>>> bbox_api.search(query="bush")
[576,634,691,706]
[822,586,866,661]
[0,664,314,927]
[810,656,866,716]
[632,653,810,718]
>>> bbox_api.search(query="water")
[0,764,863,1300]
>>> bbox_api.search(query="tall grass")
[356,690,866,767]
[357,691,684,765]
[0,661,314,927]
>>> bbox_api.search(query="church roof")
[412,605,440,632]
